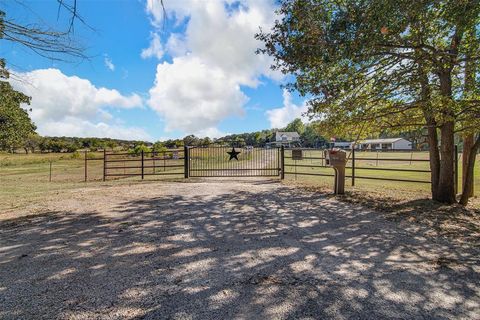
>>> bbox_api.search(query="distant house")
[332,141,352,149]
[355,138,412,150]
[272,131,301,147]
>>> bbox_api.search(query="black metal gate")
[187,145,282,177]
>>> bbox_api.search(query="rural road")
[0,179,479,319]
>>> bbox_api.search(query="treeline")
[5,118,328,154]
[12,135,151,154]
[179,119,327,148]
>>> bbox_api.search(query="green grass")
[0,152,183,211]
[284,150,480,197]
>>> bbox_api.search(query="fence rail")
[83,146,460,193]
[284,147,459,189]
[84,149,185,181]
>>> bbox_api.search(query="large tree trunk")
[435,73,457,204]
[437,121,456,203]
[419,68,441,199]
[459,134,480,205]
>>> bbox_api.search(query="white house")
[272,131,301,147]
[355,138,412,150]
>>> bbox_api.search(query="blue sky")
[2,0,309,142]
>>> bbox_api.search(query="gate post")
[280,145,285,180]
[84,150,88,182]
[351,147,355,186]
[141,150,144,180]
[184,146,189,178]
[103,149,106,181]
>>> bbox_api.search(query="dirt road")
[1,179,478,319]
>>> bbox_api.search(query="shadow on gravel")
[0,183,479,319]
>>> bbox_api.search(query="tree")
[183,135,199,146]
[257,0,480,204]
[285,118,305,135]
[129,144,151,156]
[106,140,117,151]
[152,141,167,153]
[23,133,42,153]
[0,60,36,152]
[301,124,325,147]
[0,3,86,61]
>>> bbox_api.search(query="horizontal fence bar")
[284,156,326,160]
[352,166,431,173]
[86,157,104,161]
[284,164,326,168]
[354,176,431,184]
[189,168,278,171]
[143,165,184,169]
[105,158,143,163]
[190,174,279,177]
[142,172,184,176]
[143,157,184,161]
[105,165,184,170]
[105,159,184,164]
[285,172,335,177]
[354,157,429,162]
[285,164,430,173]
[105,150,183,156]
[105,172,183,177]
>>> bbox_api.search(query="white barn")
[356,138,412,150]
[332,142,352,149]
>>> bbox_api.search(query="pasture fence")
[284,146,460,192]
[83,146,462,195]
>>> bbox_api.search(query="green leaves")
[0,60,36,151]
[257,0,480,139]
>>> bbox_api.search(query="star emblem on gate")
[227,147,241,161]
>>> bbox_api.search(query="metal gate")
[187,145,282,177]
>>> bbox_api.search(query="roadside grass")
[0,152,183,212]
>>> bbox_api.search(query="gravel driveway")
[1,179,479,319]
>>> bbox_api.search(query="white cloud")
[141,32,164,60]
[195,127,228,139]
[104,55,115,71]
[266,90,309,128]
[10,68,149,140]
[148,56,246,133]
[165,33,188,57]
[145,0,282,135]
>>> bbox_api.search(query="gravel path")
[0,179,479,319]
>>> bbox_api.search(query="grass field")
[1,150,479,211]
[0,152,183,211]
[284,149,480,199]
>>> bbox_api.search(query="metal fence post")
[103,149,106,182]
[141,150,144,180]
[352,147,355,186]
[49,161,52,182]
[454,145,458,195]
[280,145,285,180]
[184,146,189,178]
[84,150,88,182]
